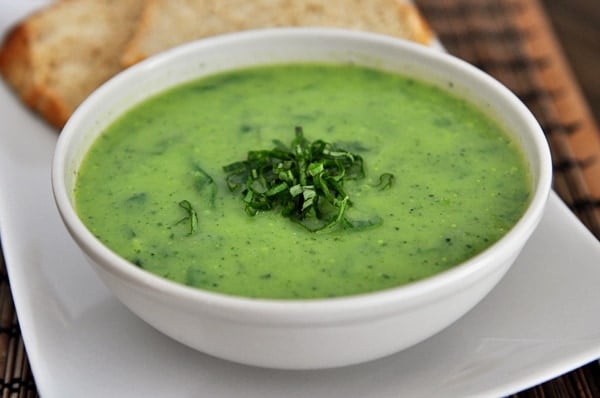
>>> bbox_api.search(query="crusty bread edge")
[121,0,435,68]
[0,0,435,129]
[0,7,72,129]
[395,0,434,45]
[120,0,159,68]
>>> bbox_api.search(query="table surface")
[542,0,600,125]
[0,0,598,396]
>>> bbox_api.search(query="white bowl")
[52,28,552,370]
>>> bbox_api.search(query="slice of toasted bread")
[0,0,145,129]
[0,0,432,129]
[121,0,433,67]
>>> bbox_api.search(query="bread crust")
[1,18,68,127]
[395,0,434,44]
[0,2,75,128]
[122,0,434,68]
[0,0,146,129]
[1,0,433,129]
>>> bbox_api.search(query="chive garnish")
[374,173,395,190]
[223,127,394,232]
[192,164,217,208]
[176,200,198,235]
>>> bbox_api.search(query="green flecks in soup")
[74,63,531,299]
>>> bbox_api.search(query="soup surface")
[75,63,531,299]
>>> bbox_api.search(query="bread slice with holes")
[121,0,433,67]
[0,0,146,129]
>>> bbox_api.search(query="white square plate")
[1,2,599,397]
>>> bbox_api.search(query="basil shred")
[222,127,394,233]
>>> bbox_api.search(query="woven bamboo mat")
[0,248,37,398]
[0,0,599,396]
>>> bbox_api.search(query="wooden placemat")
[0,0,598,396]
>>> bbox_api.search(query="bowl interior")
[53,28,552,310]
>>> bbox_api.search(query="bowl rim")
[52,27,552,321]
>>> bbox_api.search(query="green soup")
[75,63,531,299]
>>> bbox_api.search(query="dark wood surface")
[543,0,600,125]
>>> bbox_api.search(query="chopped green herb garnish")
[223,127,394,232]
[192,164,217,208]
[176,200,198,235]
[374,173,395,190]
